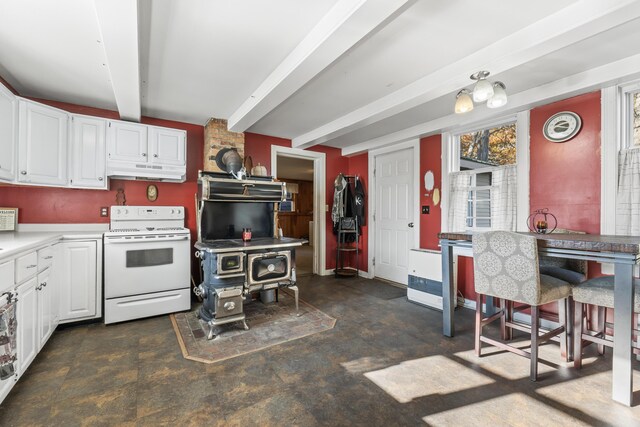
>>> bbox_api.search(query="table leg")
[485,296,497,317]
[612,262,634,406]
[441,241,455,337]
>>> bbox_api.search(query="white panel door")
[58,241,97,321]
[17,277,38,374]
[374,148,414,284]
[107,120,148,163]
[149,126,186,166]
[70,115,107,189]
[18,100,69,186]
[0,83,17,181]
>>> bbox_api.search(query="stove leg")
[242,319,249,330]
[289,285,300,316]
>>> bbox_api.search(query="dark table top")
[438,232,640,254]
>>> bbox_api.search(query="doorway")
[271,146,326,276]
[370,142,420,285]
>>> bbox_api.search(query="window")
[632,91,640,147]
[456,123,517,230]
[466,172,492,229]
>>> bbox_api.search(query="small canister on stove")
[242,227,252,241]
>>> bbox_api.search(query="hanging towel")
[0,296,17,381]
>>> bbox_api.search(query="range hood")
[198,172,285,202]
[107,160,186,183]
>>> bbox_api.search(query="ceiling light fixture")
[454,70,508,114]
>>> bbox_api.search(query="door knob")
[20,170,27,175]
[408,222,414,228]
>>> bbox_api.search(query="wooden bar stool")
[572,276,640,368]
[473,231,572,381]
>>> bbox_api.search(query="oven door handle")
[105,235,190,244]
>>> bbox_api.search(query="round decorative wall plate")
[543,111,582,143]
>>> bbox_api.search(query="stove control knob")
[224,301,236,311]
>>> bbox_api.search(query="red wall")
[0,99,204,274]
[425,91,603,300]
[419,135,442,250]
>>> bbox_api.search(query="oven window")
[126,248,173,268]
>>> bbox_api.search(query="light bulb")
[455,89,474,114]
[487,82,507,108]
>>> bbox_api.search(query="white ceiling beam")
[294,0,640,149]
[341,52,640,156]
[227,0,410,133]
[93,0,141,121]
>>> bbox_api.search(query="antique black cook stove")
[194,171,305,340]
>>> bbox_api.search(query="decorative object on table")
[115,188,126,206]
[244,155,253,176]
[527,208,557,234]
[0,208,18,232]
[543,111,582,142]
[203,118,245,173]
[251,163,268,177]
[242,227,252,242]
[170,290,335,364]
[454,70,508,114]
[146,184,158,202]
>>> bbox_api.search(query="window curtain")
[490,165,517,231]
[616,148,640,235]
[448,171,471,232]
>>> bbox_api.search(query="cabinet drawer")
[15,252,38,283]
[0,260,15,293]
[37,246,55,271]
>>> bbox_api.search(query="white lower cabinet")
[37,267,55,348]
[57,240,99,322]
[17,276,38,374]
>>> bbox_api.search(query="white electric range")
[103,206,191,324]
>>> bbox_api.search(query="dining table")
[438,231,640,407]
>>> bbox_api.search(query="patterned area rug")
[170,290,336,364]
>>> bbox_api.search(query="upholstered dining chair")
[473,231,572,381]
[572,276,640,368]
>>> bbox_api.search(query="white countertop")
[0,226,105,261]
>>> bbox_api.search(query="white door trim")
[368,139,420,282]
[271,146,326,275]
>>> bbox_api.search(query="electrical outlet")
[422,205,430,214]
[100,207,109,217]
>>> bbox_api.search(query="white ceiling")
[2,0,640,155]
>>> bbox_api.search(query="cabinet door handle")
[44,256,53,260]
[142,153,147,157]
[20,171,27,175]
[98,177,104,181]
[153,154,158,158]
[41,282,47,287]
[26,264,36,269]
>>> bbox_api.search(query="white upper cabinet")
[18,100,68,186]
[149,126,186,166]
[106,120,147,163]
[0,83,17,181]
[70,115,107,189]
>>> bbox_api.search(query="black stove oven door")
[247,251,291,286]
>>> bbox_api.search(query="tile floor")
[1,275,639,426]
